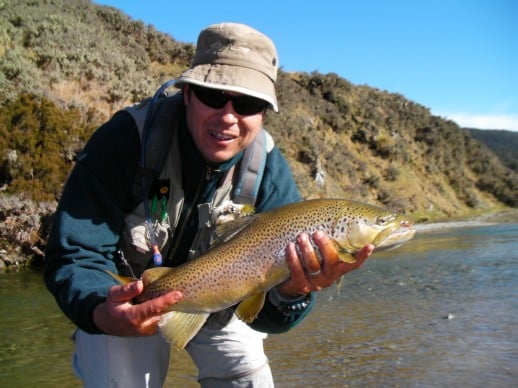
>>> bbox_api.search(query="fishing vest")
[117,92,274,278]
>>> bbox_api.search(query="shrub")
[0,93,95,201]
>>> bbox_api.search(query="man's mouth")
[209,131,236,141]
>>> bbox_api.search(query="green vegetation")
[467,128,518,172]
[0,0,193,111]
[0,93,95,200]
[0,0,516,220]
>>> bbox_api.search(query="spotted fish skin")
[136,198,415,314]
[109,198,415,349]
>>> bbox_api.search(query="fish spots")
[138,198,414,315]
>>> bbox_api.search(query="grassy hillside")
[467,128,518,172]
[1,0,516,223]
[0,0,193,115]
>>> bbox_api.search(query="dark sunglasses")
[191,85,268,115]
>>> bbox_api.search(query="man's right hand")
[93,280,183,336]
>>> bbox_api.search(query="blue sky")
[94,0,518,131]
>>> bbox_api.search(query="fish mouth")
[375,227,416,251]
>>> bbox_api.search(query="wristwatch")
[268,287,312,315]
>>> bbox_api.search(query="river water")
[1,223,517,387]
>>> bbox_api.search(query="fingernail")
[131,280,142,292]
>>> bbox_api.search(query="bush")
[0,93,95,201]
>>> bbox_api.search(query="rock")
[0,194,57,267]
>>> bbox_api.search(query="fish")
[109,198,416,350]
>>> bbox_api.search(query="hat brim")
[174,64,278,112]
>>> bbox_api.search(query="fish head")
[333,201,415,253]
[369,212,416,251]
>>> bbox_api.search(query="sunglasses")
[191,85,268,115]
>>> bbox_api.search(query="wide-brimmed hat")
[175,22,279,112]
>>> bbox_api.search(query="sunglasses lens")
[192,86,267,115]
[192,87,227,109]
[233,97,268,115]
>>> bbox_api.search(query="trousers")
[72,316,274,387]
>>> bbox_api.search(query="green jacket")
[44,98,314,335]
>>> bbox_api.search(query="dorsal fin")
[211,214,258,246]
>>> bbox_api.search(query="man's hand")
[93,280,183,336]
[277,230,374,298]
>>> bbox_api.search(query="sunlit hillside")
[1,0,516,221]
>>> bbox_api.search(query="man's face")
[184,84,267,163]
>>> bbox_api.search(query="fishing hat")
[175,22,279,112]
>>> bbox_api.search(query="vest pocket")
[118,205,170,277]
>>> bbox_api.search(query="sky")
[94,0,518,131]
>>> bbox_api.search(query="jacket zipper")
[165,165,220,262]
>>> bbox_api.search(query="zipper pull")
[205,166,221,180]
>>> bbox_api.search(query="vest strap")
[233,129,267,205]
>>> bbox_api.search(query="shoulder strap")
[231,128,274,205]
[124,80,182,203]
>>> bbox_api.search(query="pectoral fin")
[332,241,357,264]
[235,292,266,323]
[158,311,210,351]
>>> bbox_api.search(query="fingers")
[135,291,183,335]
[312,233,374,274]
[136,290,183,322]
[95,282,183,336]
[278,232,330,296]
[278,232,375,299]
[276,241,312,296]
[352,244,374,269]
[357,244,375,260]
[107,280,144,303]
[285,241,308,280]
[312,231,339,268]
[296,233,322,277]
[298,231,342,280]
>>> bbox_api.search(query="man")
[44,22,373,387]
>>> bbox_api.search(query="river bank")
[0,196,56,271]
[414,208,518,232]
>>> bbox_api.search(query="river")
[1,222,517,387]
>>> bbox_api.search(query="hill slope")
[1,0,516,225]
[467,128,518,172]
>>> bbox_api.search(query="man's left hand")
[277,230,374,297]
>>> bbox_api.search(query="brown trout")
[111,198,415,349]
